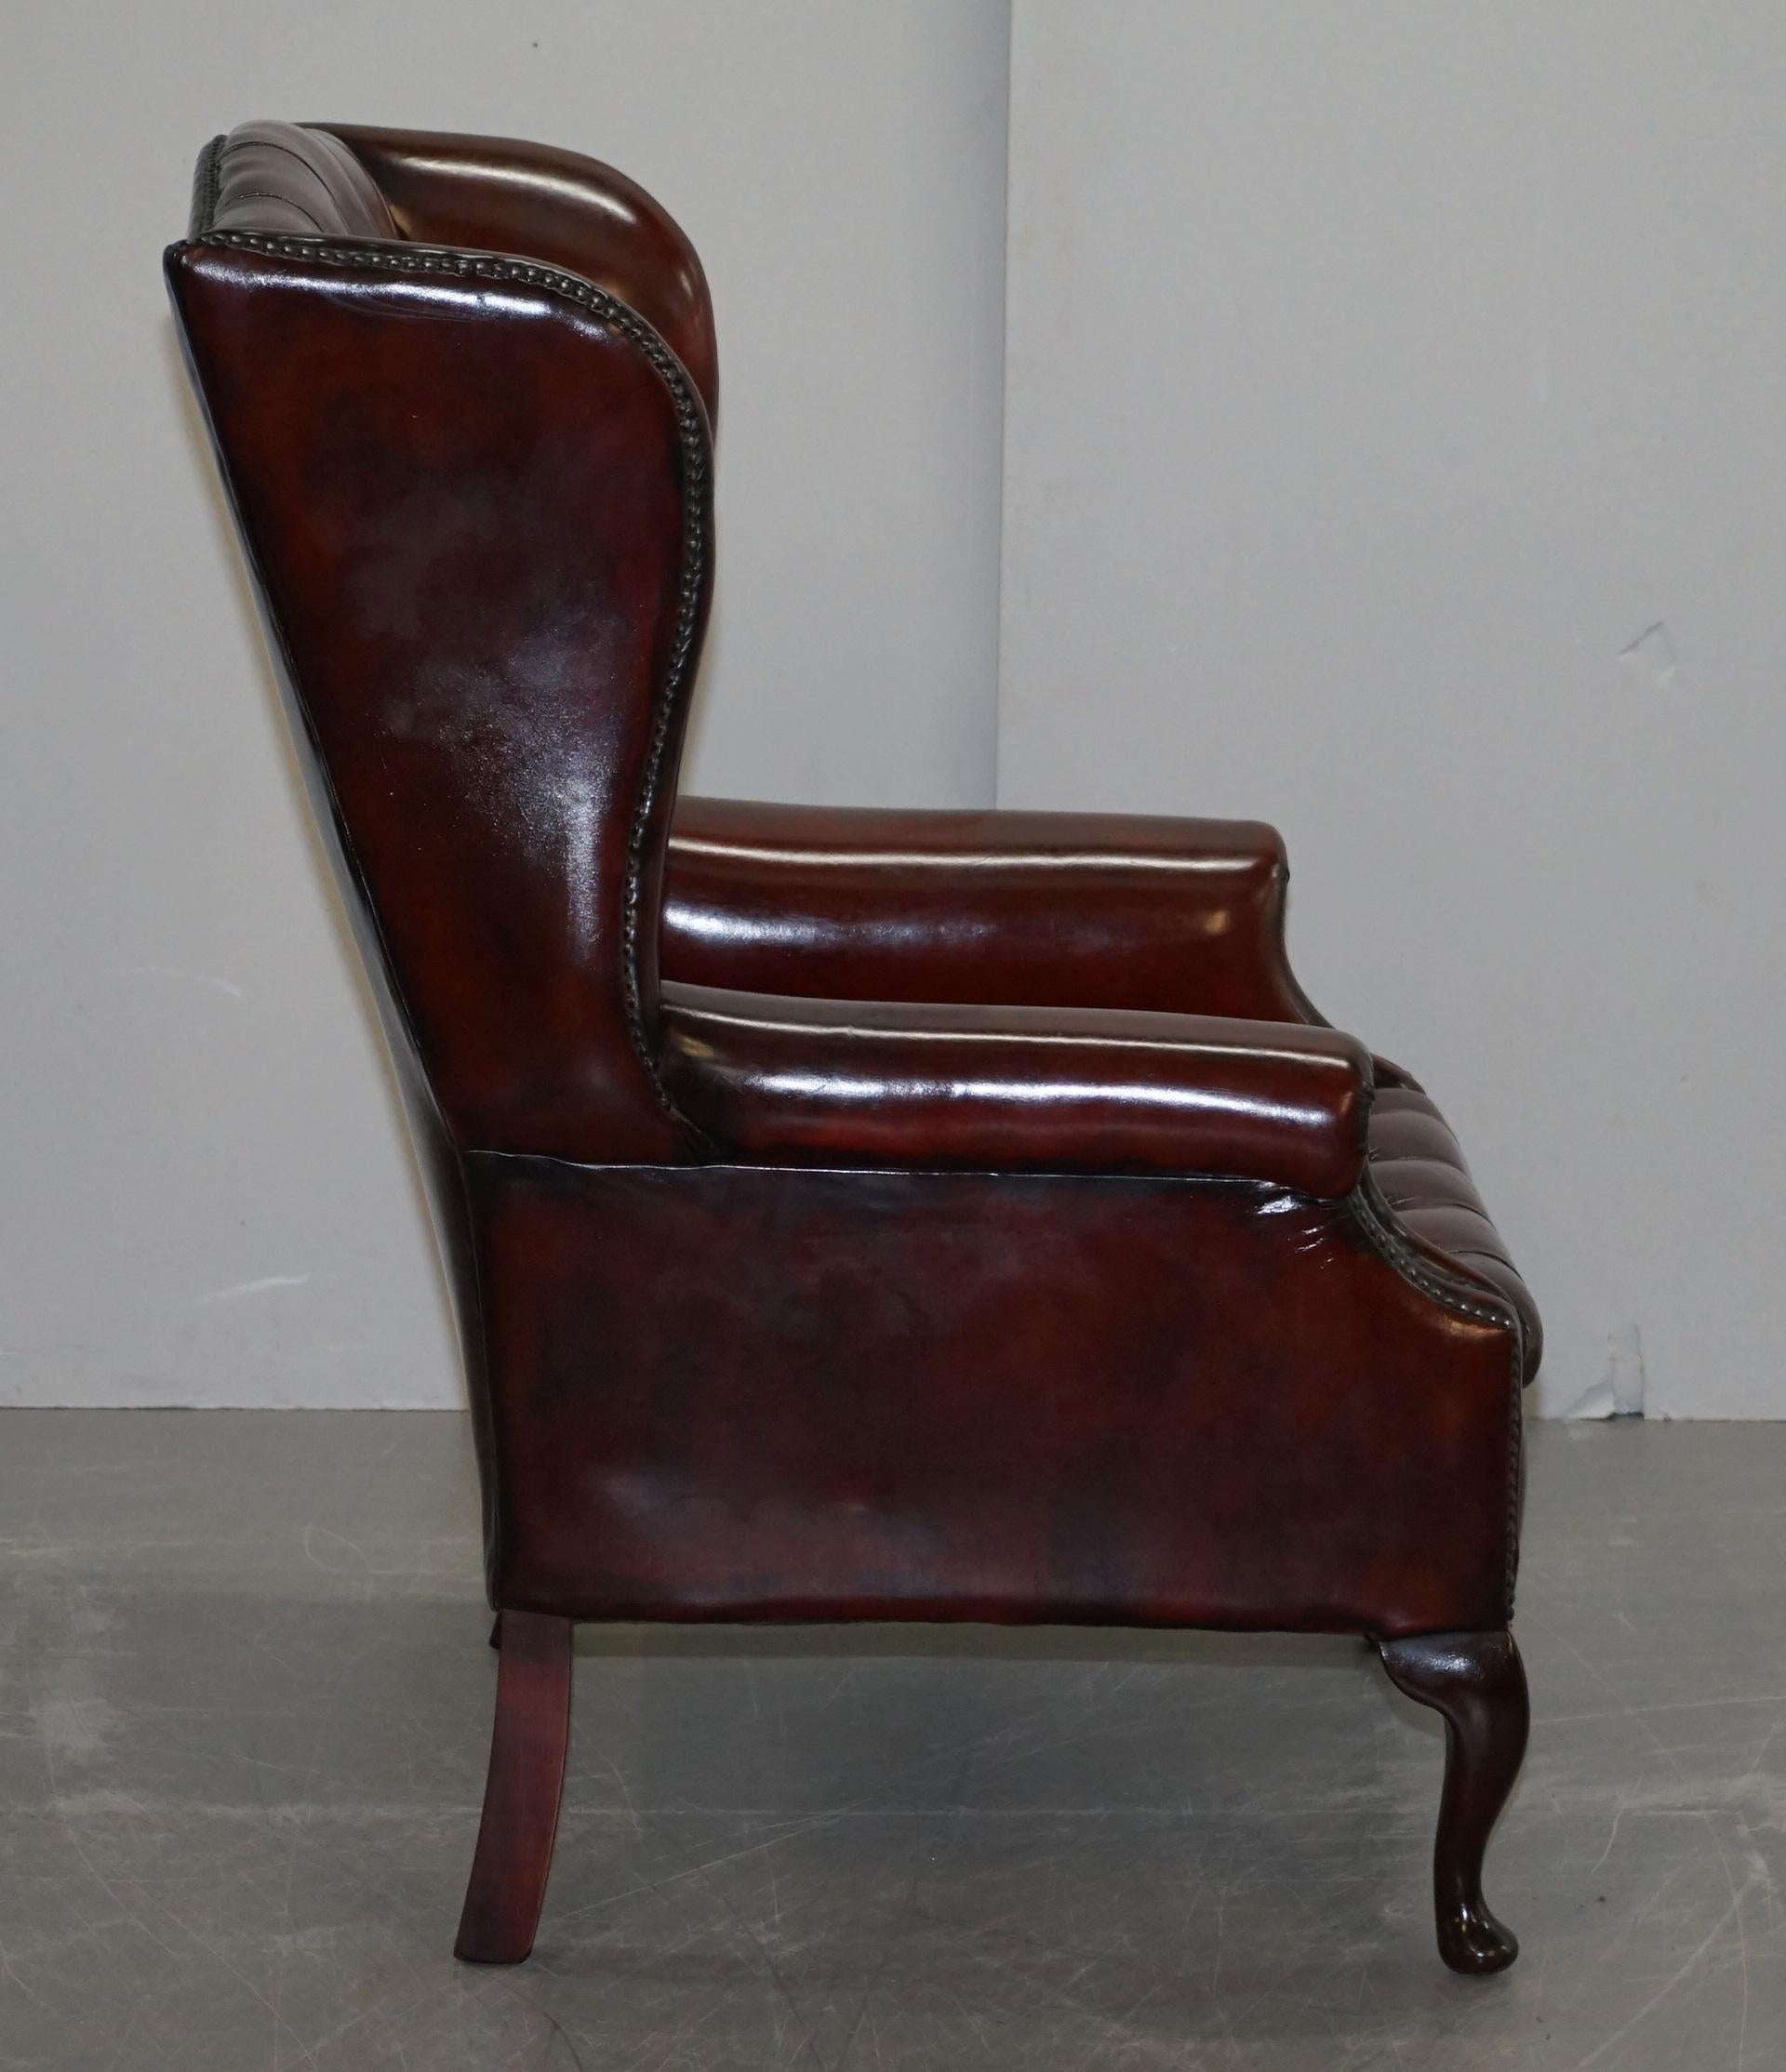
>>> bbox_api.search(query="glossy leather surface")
[322,125,719,425]
[467,1153,1518,1636]
[1370,1086,1542,1378]
[207,121,396,239]
[660,980,1372,1194]
[662,796,1319,1022]
[167,228,713,1165]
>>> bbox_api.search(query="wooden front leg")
[1378,1628,1528,1974]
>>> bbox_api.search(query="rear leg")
[455,1611,572,1964]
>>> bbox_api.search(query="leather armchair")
[167,122,1540,1979]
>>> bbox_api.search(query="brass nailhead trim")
[1353,1168,1526,1619]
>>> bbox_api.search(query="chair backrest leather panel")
[166,232,713,1163]
[319,125,719,426]
[205,121,399,239]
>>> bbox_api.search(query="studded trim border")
[173,226,712,1138]
[1351,1167,1526,1619]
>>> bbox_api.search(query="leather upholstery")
[167,121,1539,1651]
[468,1152,1519,1636]
[662,796,1319,1022]
[660,798,1534,1338]
[323,125,719,424]
[206,121,397,240]
[660,980,1372,1193]
[1370,1085,1542,1379]
[168,226,713,1166]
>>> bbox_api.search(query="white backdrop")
[5,4,1781,1416]
[1001,0,1786,1418]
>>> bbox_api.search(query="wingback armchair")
[166,123,1540,1977]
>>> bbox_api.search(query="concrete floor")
[1,1414,1781,2070]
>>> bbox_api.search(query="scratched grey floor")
[2,1415,1782,2071]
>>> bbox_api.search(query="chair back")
[167,123,717,1162]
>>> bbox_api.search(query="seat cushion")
[1368,1085,1541,1381]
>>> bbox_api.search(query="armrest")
[662,797,1323,1024]
[660,982,1372,1195]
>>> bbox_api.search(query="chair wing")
[167,200,714,1164]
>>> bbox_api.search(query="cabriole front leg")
[1377,1628,1528,1974]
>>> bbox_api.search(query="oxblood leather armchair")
[167,122,1540,1977]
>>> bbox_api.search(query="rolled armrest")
[662,796,1322,1024]
[659,981,1372,1195]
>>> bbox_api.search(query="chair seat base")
[465,1152,1522,1640]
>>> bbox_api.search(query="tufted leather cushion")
[1368,1085,1540,1380]
[206,122,398,240]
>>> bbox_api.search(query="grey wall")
[1,1,1009,1406]
[1001,1,1786,1415]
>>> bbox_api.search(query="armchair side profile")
[166,123,1541,1977]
